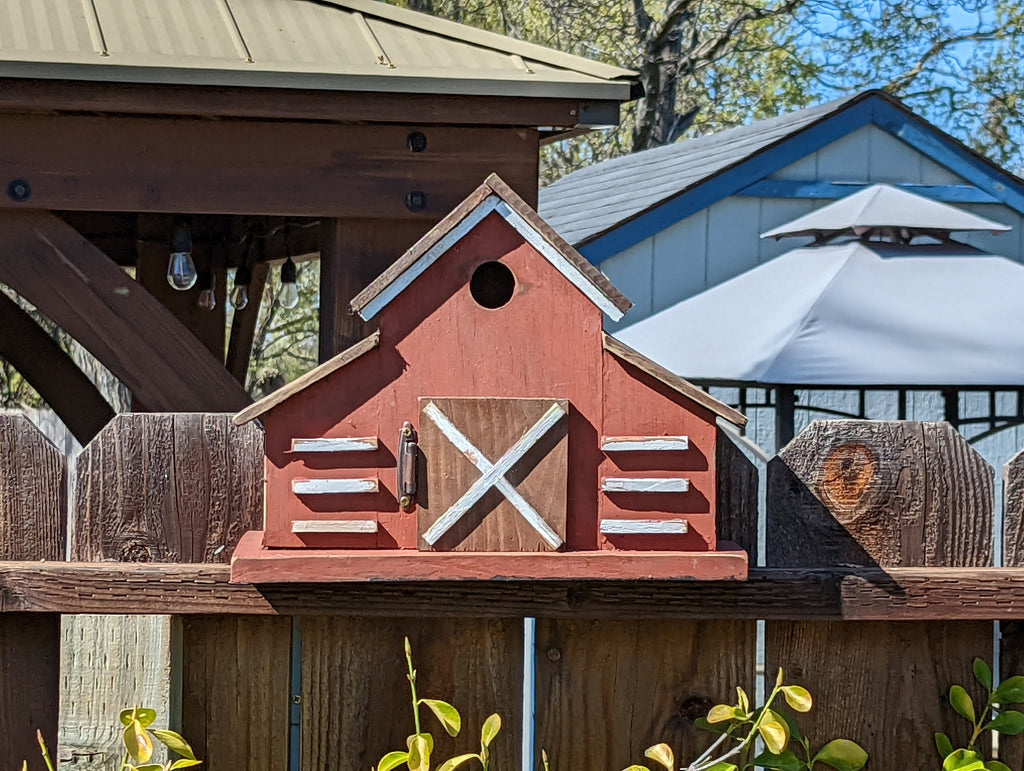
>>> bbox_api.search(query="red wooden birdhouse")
[230,175,748,582]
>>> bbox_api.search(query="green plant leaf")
[481,714,501,749]
[124,721,154,764]
[984,762,1013,771]
[644,743,674,771]
[378,751,410,771]
[950,685,976,722]
[775,710,804,743]
[168,761,203,770]
[694,717,729,736]
[120,709,158,728]
[973,659,993,690]
[621,766,650,771]
[775,668,785,688]
[151,730,198,760]
[759,709,790,755]
[781,685,812,713]
[935,732,955,758]
[420,700,462,737]
[812,739,868,771]
[437,754,479,771]
[407,734,432,771]
[986,710,1024,735]
[994,677,1024,705]
[752,749,804,771]
[707,704,736,724]
[943,749,985,771]
[407,733,435,755]
[736,687,749,713]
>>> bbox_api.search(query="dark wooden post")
[766,420,994,767]
[774,385,796,449]
[0,414,65,769]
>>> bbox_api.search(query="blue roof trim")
[580,95,1024,265]
[735,180,1000,204]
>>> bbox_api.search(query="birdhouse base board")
[229,530,748,583]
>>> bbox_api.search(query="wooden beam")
[0,210,250,412]
[0,564,1023,619]
[225,261,269,386]
[0,113,539,217]
[0,291,113,444]
[0,78,586,128]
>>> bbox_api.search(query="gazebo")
[614,185,1024,445]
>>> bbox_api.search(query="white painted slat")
[291,437,378,453]
[495,201,626,321]
[600,518,689,535]
[358,196,500,320]
[292,519,378,534]
[601,477,690,493]
[421,400,565,549]
[292,478,379,495]
[601,436,689,452]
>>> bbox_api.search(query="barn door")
[417,397,568,551]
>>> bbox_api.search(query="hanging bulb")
[231,262,252,310]
[278,256,299,309]
[197,269,216,311]
[167,221,197,291]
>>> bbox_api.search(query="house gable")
[554,91,1024,265]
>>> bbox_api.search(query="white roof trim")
[358,194,626,322]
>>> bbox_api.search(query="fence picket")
[766,420,994,768]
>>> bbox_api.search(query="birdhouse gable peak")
[350,174,632,322]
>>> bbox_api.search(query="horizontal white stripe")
[292,478,379,495]
[601,436,689,452]
[291,437,378,452]
[601,478,690,493]
[600,519,689,535]
[292,520,379,534]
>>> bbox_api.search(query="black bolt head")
[7,179,30,202]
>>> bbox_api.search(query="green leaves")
[758,709,790,754]
[811,739,868,771]
[781,685,812,713]
[436,754,479,771]
[480,714,501,749]
[950,685,977,722]
[124,720,155,765]
[974,658,993,690]
[994,676,1024,705]
[936,732,955,758]
[378,751,410,771]
[421,699,462,737]
[121,708,158,728]
[986,710,1024,735]
[643,743,674,771]
[117,706,203,771]
[751,749,803,771]
[407,733,432,771]
[707,704,737,724]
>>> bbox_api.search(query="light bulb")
[196,269,216,311]
[278,281,299,310]
[167,223,197,290]
[231,263,252,310]
[279,256,299,309]
[230,285,249,310]
[198,288,216,310]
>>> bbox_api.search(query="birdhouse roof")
[349,174,633,321]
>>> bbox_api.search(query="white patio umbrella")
[614,185,1023,385]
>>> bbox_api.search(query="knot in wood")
[820,442,875,510]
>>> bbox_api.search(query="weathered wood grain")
[766,420,994,771]
[768,421,993,568]
[715,428,758,555]
[0,210,250,412]
[0,416,63,769]
[419,398,568,552]
[300,617,522,771]
[181,616,291,771]
[72,413,263,563]
[999,450,1024,769]
[535,619,755,770]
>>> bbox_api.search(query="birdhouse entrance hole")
[470,261,515,308]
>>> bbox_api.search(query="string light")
[278,229,299,310]
[197,268,216,311]
[167,220,197,290]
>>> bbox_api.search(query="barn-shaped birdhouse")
[230,175,748,582]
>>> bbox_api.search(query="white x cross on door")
[417,397,568,551]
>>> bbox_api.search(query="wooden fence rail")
[2,414,1024,770]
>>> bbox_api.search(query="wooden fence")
[3,412,1024,770]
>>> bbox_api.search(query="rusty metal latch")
[398,421,418,510]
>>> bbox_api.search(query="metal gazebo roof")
[613,187,1022,386]
[0,0,635,100]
